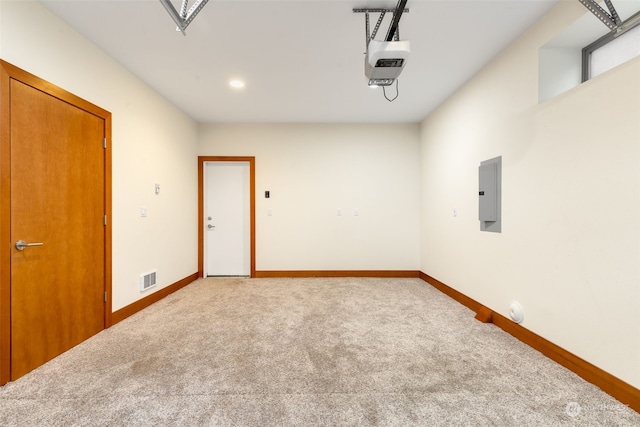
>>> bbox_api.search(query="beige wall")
[3,0,638,391]
[199,123,421,271]
[420,1,640,388]
[0,1,199,311]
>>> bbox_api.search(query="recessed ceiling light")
[229,80,245,89]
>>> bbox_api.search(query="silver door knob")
[207,224,215,229]
[15,240,44,251]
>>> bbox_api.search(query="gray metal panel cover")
[479,162,497,221]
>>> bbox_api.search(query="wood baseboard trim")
[418,272,482,313]
[419,272,640,413]
[111,272,199,325]
[255,270,420,278]
[474,305,494,323]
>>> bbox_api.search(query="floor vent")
[140,271,157,292]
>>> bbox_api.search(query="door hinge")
[103,215,107,226]
[103,138,107,149]
[104,291,108,302]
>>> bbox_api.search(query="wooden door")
[0,61,112,383]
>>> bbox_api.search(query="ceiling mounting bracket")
[579,0,640,38]
[159,0,210,35]
[353,3,410,52]
[578,0,621,31]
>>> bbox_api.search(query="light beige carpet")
[0,277,638,426]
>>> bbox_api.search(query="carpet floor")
[0,277,638,426]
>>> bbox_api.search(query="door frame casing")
[0,60,113,385]
[198,156,255,278]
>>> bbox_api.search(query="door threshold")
[206,275,251,278]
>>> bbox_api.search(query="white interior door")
[205,162,250,276]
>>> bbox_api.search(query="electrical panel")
[479,156,501,233]
[479,162,498,221]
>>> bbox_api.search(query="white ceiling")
[40,0,560,123]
